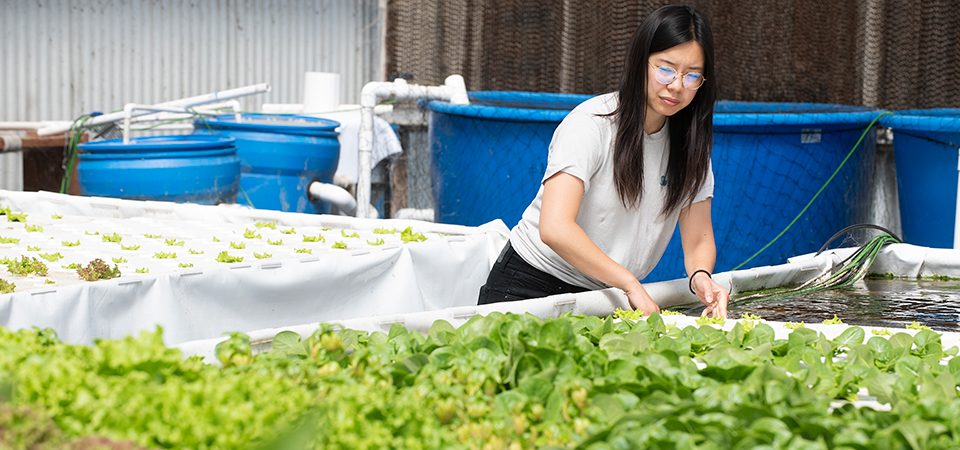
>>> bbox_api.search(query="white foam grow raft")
[0,190,508,345]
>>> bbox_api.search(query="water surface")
[689,279,960,332]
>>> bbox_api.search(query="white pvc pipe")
[356,74,468,218]
[308,181,358,216]
[0,121,72,131]
[122,100,241,127]
[121,102,236,144]
[37,83,271,136]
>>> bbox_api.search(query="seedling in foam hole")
[121,244,140,251]
[6,256,48,276]
[188,249,204,255]
[268,239,282,246]
[373,227,395,234]
[24,224,42,233]
[367,238,384,246]
[696,315,725,326]
[254,252,272,259]
[39,253,62,262]
[62,240,80,247]
[341,230,359,238]
[154,252,177,259]
[243,229,261,239]
[823,315,843,325]
[229,241,245,249]
[254,221,276,229]
[165,238,185,246]
[400,227,427,243]
[6,212,27,222]
[332,241,348,249]
[280,228,296,235]
[102,233,122,243]
[295,248,311,254]
[112,257,127,264]
[216,251,243,263]
[76,259,120,281]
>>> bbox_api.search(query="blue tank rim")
[879,109,960,132]
[196,113,341,136]
[422,91,593,123]
[78,148,239,161]
[714,101,883,127]
[423,91,886,126]
[78,135,236,153]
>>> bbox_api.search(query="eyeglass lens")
[654,66,703,89]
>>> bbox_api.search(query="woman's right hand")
[625,283,660,316]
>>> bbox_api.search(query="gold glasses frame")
[648,62,705,90]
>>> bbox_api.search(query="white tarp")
[0,190,509,345]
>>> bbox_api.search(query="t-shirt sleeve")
[542,110,604,194]
[690,159,714,205]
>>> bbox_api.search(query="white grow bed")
[0,190,509,345]
[175,241,960,361]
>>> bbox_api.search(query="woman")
[477,5,729,318]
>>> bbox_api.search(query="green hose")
[730,111,894,271]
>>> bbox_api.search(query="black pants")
[477,241,589,305]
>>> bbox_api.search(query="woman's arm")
[678,198,729,318]
[539,172,661,315]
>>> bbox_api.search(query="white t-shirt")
[510,92,714,290]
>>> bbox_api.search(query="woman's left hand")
[691,272,729,318]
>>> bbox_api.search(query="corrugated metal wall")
[1,0,385,122]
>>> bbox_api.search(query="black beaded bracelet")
[689,269,711,295]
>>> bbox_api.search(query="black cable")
[815,223,902,256]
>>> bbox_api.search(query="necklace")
[659,148,669,187]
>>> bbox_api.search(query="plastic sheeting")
[0,190,509,345]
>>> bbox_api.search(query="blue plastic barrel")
[880,110,960,248]
[426,93,883,282]
[424,91,592,226]
[194,114,340,214]
[77,135,240,204]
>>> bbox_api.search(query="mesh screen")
[386,0,960,109]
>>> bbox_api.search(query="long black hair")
[607,5,716,214]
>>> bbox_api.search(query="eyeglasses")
[649,63,705,90]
